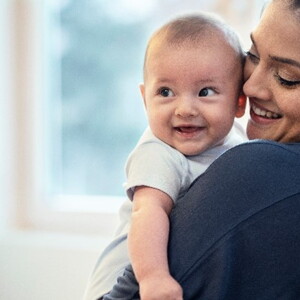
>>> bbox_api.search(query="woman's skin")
[244,0,300,142]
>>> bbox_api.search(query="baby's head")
[143,13,244,79]
[140,13,246,156]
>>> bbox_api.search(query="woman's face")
[244,0,300,142]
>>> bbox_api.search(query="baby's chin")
[177,145,210,157]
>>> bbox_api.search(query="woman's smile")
[250,102,281,119]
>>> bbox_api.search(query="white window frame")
[3,0,123,236]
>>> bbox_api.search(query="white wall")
[0,231,111,300]
[0,2,118,298]
[0,0,13,231]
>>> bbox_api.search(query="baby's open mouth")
[175,126,202,133]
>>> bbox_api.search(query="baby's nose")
[175,97,199,118]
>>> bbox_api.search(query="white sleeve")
[124,141,188,203]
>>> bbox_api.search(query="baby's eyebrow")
[196,78,218,84]
[154,78,172,84]
[194,77,224,86]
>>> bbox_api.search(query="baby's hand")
[139,273,183,300]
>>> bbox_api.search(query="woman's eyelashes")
[246,50,259,64]
[274,74,300,88]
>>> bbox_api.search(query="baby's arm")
[128,186,183,300]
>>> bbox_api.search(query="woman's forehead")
[253,0,300,55]
[262,0,300,23]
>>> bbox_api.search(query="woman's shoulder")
[206,140,300,177]
[228,139,300,157]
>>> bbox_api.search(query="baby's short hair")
[143,12,244,75]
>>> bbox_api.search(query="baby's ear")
[139,83,146,107]
[235,93,247,118]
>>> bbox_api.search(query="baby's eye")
[199,88,215,97]
[159,87,174,97]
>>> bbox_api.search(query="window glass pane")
[45,0,266,197]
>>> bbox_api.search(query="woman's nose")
[243,61,272,101]
[175,97,199,118]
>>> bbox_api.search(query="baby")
[84,12,247,300]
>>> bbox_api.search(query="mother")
[167,0,300,298]
[102,0,300,298]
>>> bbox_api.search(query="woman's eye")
[275,74,300,88]
[246,50,259,64]
[199,87,215,97]
[159,88,174,97]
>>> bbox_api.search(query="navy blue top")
[104,141,300,300]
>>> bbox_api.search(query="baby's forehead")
[145,41,243,81]
[148,31,240,63]
[154,24,226,46]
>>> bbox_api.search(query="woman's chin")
[246,119,269,140]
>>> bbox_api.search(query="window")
[5,0,267,233]
[44,0,149,198]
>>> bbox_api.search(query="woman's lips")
[250,103,282,119]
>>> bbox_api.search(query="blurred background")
[0,0,266,299]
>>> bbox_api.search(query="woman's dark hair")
[270,0,300,18]
[287,0,300,20]
[291,0,300,8]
